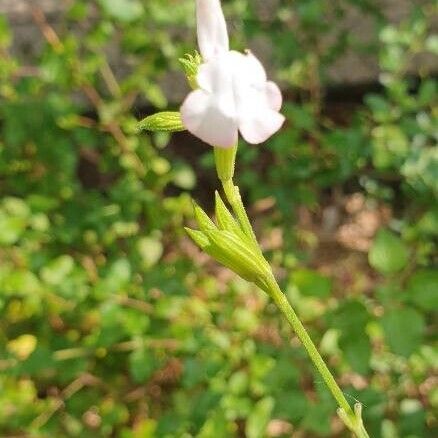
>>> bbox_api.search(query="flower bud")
[179,52,202,89]
[136,112,185,133]
[205,229,270,282]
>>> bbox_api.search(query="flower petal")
[239,51,267,85]
[239,107,285,145]
[197,53,233,93]
[196,0,229,61]
[233,57,285,144]
[181,89,238,148]
[265,81,283,112]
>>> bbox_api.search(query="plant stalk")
[222,178,370,438]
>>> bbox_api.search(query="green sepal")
[205,229,270,281]
[184,227,210,250]
[179,52,202,89]
[193,201,217,232]
[215,191,239,232]
[136,112,185,133]
[214,145,237,181]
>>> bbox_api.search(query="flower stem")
[222,178,370,438]
[262,268,370,438]
[263,274,353,415]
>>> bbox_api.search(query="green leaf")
[407,270,438,311]
[418,79,437,106]
[97,0,143,22]
[302,402,333,435]
[292,269,332,298]
[330,300,370,336]
[381,307,425,357]
[40,255,74,285]
[273,390,308,422]
[199,410,235,438]
[129,348,155,383]
[330,300,371,373]
[369,229,409,274]
[229,371,249,395]
[341,336,371,375]
[172,165,196,190]
[137,236,163,269]
[0,214,27,245]
[245,397,274,438]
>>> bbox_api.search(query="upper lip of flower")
[180,0,285,148]
[196,0,229,60]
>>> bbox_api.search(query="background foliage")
[0,0,436,437]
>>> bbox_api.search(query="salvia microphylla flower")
[181,0,285,148]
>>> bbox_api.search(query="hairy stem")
[264,274,353,416]
[222,178,370,438]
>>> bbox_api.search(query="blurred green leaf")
[129,348,156,383]
[137,235,163,268]
[97,0,143,22]
[292,269,332,298]
[381,307,425,357]
[245,397,274,438]
[40,255,74,285]
[369,229,409,274]
[172,164,196,190]
[406,270,438,311]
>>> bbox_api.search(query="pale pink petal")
[196,0,229,61]
[241,51,267,85]
[234,52,282,111]
[265,81,283,111]
[197,53,233,93]
[181,89,238,148]
[239,109,285,144]
[233,62,284,145]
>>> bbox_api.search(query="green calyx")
[136,111,185,133]
[179,52,202,90]
[186,193,271,283]
[214,145,237,182]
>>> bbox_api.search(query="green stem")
[264,274,353,415]
[263,270,370,438]
[222,178,370,438]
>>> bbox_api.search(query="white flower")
[181,0,285,148]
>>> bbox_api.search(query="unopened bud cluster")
[185,192,271,283]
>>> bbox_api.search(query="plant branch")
[221,178,370,438]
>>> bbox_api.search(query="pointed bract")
[205,229,270,280]
[215,191,240,234]
[184,227,210,249]
[193,201,217,232]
